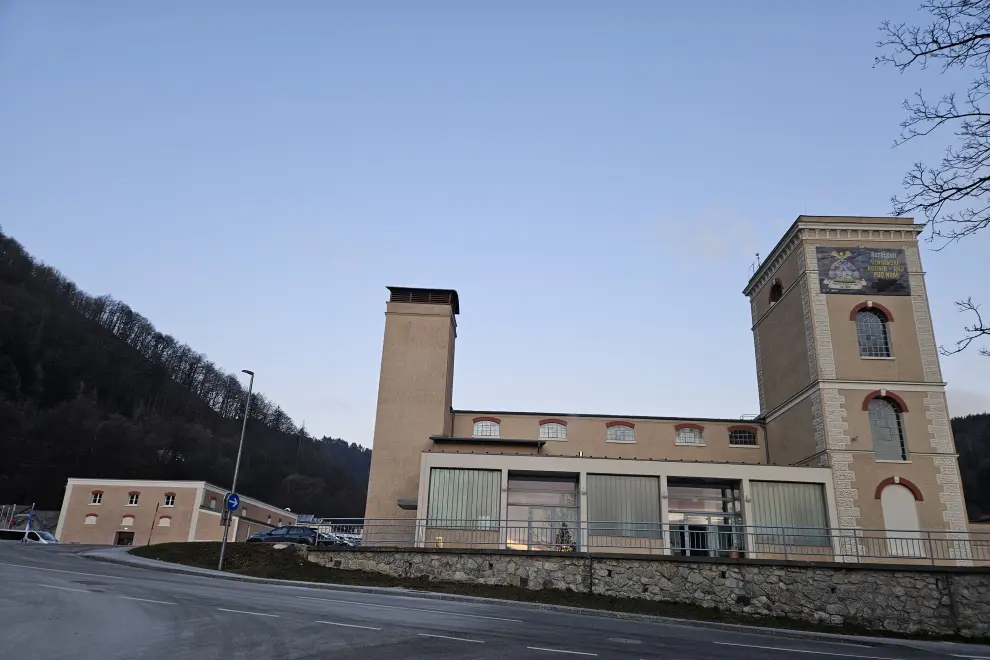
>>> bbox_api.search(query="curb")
[84,549,984,653]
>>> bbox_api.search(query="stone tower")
[744,216,970,563]
[363,287,458,526]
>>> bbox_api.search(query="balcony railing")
[312,518,990,565]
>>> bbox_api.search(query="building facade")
[364,217,975,564]
[55,479,296,546]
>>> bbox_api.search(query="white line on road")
[0,561,126,580]
[952,656,990,659]
[120,596,176,605]
[296,595,522,623]
[39,584,91,593]
[713,642,904,658]
[217,608,280,618]
[417,633,485,644]
[315,621,382,631]
[526,647,598,656]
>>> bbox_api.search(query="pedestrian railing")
[313,518,990,565]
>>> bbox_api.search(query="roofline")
[386,285,460,314]
[742,215,920,295]
[451,409,762,425]
[431,435,547,447]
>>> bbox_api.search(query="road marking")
[0,561,126,580]
[39,584,91,593]
[217,608,280,618]
[526,647,598,656]
[315,621,382,631]
[296,595,522,623]
[121,596,176,605]
[417,633,485,644]
[713,642,903,658]
[952,656,990,659]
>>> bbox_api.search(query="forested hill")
[953,413,990,521]
[0,228,370,516]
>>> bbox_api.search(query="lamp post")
[218,369,254,571]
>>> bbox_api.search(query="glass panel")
[507,490,576,506]
[427,468,501,529]
[587,475,661,538]
[750,481,829,546]
[869,399,906,460]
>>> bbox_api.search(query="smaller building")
[55,478,296,546]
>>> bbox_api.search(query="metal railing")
[311,518,990,565]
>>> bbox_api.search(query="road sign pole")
[218,371,254,572]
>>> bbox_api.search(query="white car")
[0,529,59,544]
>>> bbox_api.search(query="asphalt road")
[0,544,983,660]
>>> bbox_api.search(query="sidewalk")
[84,546,990,657]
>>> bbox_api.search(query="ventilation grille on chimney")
[387,287,460,314]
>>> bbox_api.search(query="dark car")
[246,526,319,545]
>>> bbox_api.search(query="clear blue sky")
[2,1,988,447]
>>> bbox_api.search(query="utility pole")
[218,370,254,571]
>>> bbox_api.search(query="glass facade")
[750,481,829,546]
[667,478,742,557]
[426,468,501,529]
[505,475,579,551]
[586,474,661,538]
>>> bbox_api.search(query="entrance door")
[505,474,579,551]
[115,531,135,546]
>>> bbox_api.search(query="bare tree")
[877,0,990,243]
[878,0,990,355]
[940,298,990,355]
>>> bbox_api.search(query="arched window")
[769,281,782,304]
[868,397,907,461]
[539,420,567,440]
[856,308,891,357]
[472,419,500,437]
[121,515,135,527]
[158,516,171,527]
[880,484,923,557]
[209,497,217,510]
[605,422,635,443]
[84,514,98,525]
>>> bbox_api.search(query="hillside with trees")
[953,413,990,521]
[0,227,370,517]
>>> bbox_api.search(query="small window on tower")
[769,281,783,304]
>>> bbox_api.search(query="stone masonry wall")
[306,548,990,638]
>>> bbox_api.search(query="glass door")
[666,478,742,557]
[505,474,579,551]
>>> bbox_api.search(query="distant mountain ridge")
[0,227,370,516]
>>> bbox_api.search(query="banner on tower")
[816,247,910,295]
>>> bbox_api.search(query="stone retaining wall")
[305,548,990,638]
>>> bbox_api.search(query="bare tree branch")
[939,297,990,355]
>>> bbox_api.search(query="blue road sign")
[225,493,240,511]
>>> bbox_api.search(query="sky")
[2,1,989,448]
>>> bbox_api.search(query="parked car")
[246,526,319,545]
[0,529,59,544]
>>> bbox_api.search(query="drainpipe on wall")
[147,503,160,546]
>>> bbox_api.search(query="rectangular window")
[750,481,829,547]
[127,493,140,506]
[91,492,102,505]
[728,430,758,446]
[676,428,704,445]
[427,468,501,530]
[587,475,661,538]
[163,494,175,507]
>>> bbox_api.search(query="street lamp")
[218,369,254,571]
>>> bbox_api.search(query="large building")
[55,478,296,546]
[364,216,976,564]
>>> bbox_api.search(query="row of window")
[84,514,170,527]
[473,420,758,447]
[90,491,174,507]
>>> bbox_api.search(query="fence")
[313,518,990,565]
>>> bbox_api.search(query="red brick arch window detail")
[539,418,568,426]
[164,491,176,497]
[674,423,705,431]
[874,477,923,501]
[727,425,759,434]
[128,491,141,495]
[472,416,501,424]
[91,490,104,495]
[606,420,635,429]
[849,301,894,321]
[159,515,172,521]
[862,390,909,412]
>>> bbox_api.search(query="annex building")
[364,216,978,565]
